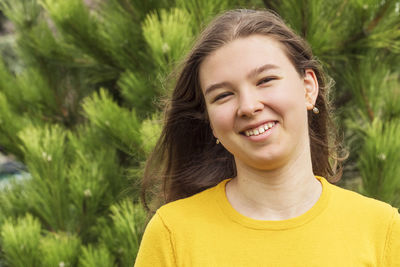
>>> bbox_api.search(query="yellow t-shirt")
[135,176,400,266]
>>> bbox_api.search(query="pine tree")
[0,0,399,265]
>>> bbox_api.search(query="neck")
[226,151,322,221]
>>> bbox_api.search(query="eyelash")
[257,76,276,86]
[212,77,277,102]
[213,92,232,102]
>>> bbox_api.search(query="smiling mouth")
[240,121,278,137]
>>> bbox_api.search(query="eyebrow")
[247,63,279,79]
[204,63,279,95]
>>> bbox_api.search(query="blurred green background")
[0,0,399,266]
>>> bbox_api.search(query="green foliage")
[0,59,17,103]
[176,0,231,31]
[142,8,194,73]
[18,124,70,230]
[0,92,27,157]
[126,0,175,21]
[140,113,162,156]
[16,19,78,66]
[0,59,59,123]
[1,214,42,267]
[67,127,126,240]
[39,232,81,267]
[357,120,400,206]
[96,0,144,72]
[342,53,399,122]
[118,70,158,117]
[355,0,400,53]
[79,244,115,267]
[82,89,142,156]
[270,0,400,62]
[268,0,347,57]
[0,0,41,30]
[16,68,58,114]
[39,0,115,68]
[100,199,146,266]
[0,174,32,223]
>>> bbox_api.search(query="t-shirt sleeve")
[134,211,176,267]
[383,207,400,267]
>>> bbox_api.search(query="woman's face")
[199,35,318,170]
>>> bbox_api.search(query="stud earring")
[312,106,319,114]
[216,139,220,144]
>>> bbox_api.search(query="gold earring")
[312,106,319,114]
[216,139,220,144]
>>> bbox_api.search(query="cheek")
[276,80,306,108]
[208,106,235,134]
[266,81,308,123]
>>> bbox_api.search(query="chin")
[250,161,284,171]
[236,153,288,171]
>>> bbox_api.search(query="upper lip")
[239,120,278,133]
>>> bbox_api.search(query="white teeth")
[244,122,276,137]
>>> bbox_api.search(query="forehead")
[199,35,295,89]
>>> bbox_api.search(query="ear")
[303,69,319,110]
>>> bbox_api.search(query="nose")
[236,89,264,117]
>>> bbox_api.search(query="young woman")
[135,9,400,266]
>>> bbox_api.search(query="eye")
[257,77,277,86]
[213,92,233,102]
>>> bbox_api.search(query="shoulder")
[384,208,400,265]
[328,181,394,213]
[156,182,221,228]
[327,181,397,228]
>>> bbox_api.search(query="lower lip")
[242,123,278,142]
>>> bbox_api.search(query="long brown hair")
[141,9,344,213]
